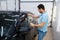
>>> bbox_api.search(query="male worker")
[28,4,48,40]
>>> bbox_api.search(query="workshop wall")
[0,0,19,11]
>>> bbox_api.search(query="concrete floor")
[33,27,54,40]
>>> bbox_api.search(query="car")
[0,11,37,40]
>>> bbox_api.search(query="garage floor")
[33,27,54,40]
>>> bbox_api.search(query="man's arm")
[28,13,39,18]
[34,22,45,28]
[30,22,45,28]
[30,14,48,28]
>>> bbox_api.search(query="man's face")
[38,8,44,13]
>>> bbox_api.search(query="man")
[28,4,48,40]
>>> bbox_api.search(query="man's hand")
[28,13,39,18]
[28,13,33,16]
[30,22,45,28]
[30,23,35,27]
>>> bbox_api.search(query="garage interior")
[0,0,60,40]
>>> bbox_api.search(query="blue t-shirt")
[38,12,48,32]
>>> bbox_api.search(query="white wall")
[0,0,19,11]
[52,0,60,40]
[0,1,6,11]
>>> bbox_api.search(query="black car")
[0,11,37,40]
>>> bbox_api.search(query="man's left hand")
[30,23,35,27]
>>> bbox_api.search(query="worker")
[28,4,48,40]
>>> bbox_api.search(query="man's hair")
[37,4,45,10]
